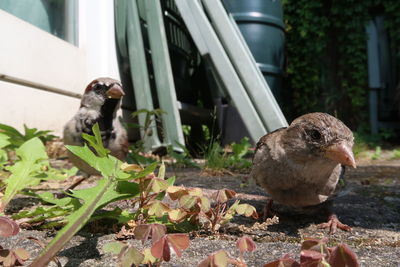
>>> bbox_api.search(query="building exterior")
[0,0,120,135]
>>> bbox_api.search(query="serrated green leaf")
[69,179,139,212]
[36,192,80,208]
[81,123,109,157]
[1,138,48,212]
[0,133,9,168]
[0,133,10,148]
[66,145,125,177]
[11,205,71,226]
[30,178,115,266]
[0,123,25,148]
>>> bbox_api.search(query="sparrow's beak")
[106,85,125,99]
[325,142,356,168]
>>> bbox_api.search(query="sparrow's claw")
[261,199,276,221]
[317,214,352,234]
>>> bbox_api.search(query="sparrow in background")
[63,77,128,176]
[251,112,356,233]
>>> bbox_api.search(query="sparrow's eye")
[93,84,102,91]
[309,129,321,140]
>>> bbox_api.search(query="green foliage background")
[282,0,400,128]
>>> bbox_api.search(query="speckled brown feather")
[251,113,354,208]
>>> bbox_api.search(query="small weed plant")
[204,137,252,172]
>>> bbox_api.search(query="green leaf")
[11,205,71,227]
[142,248,158,265]
[102,241,127,255]
[66,145,123,177]
[231,137,251,160]
[33,166,78,181]
[120,246,144,267]
[29,127,138,266]
[144,178,170,194]
[0,134,9,168]
[168,209,188,222]
[158,161,166,179]
[35,192,81,210]
[0,133,11,149]
[0,124,54,149]
[70,179,139,211]
[30,178,115,267]
[155,176,176,201]
[1,138,48,211]
[23,124,54,142]
[179,195,197,210]
[90,208,135,223]
[118,161,158,181]
[0,123,25,147]
[235,203,258,219]
[81,123,109,157]
[145,200,171,218]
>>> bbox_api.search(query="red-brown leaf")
[198,250,229,267]
[151,236,171,262]
[134,223,166,244]
[14,248,30,262]
[301,237,330,257]
[151,234,190,262]
[213,189,236,203]
[263,254,300,267]
[166,234,190,258]
[0,217,19,237]
[300,249,325,267]
[236,236,256,253]
[329,243,359,267]
[167,186,189,200]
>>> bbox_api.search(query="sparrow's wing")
[253,127,287,162]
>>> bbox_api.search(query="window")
[0,0,77,44]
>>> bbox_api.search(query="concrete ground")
[2,160,400,266]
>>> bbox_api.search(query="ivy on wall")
[282,0,400,128]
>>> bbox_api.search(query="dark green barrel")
[222,0,285,102]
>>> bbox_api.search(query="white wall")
[1,81,79,132]
[78,0,121,82]
[0,0,121,136]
